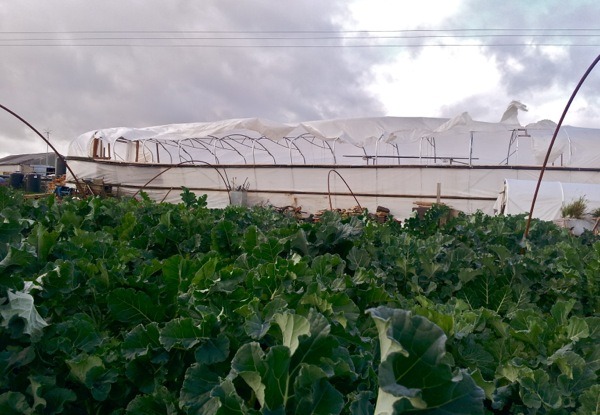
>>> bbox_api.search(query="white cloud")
[346,0,506,119]
[346,0,600,127]
[367,47,502,118]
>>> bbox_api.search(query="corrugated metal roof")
[0,152,55,165]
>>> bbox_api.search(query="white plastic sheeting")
[68,117,450,166]
[70,101,591,168]
[496,179,600,220]
[69,120,600,169]
[65,102,600,217]
[67,154,600,218]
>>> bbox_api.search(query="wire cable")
[1,28,598,48]
[0,43,597,48]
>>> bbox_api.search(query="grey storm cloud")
[0,0,386,156]
[2,0,600,158]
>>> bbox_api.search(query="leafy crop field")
[1,187,598,414]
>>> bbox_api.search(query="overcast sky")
[1,0,599,159]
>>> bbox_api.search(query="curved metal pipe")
[0,103,85,192]
[327,169,362,210]
[131,159,232,203]
[524,53,600,240]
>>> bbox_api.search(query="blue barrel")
[9,172,24,189]
[25,174,41,193]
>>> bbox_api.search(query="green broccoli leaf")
[0,290,48,338]
[107,288,166,324]
[368,306,484,414]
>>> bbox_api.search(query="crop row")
[0,187,598,414]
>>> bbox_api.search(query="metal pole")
[469,132,474,166]
[0,103,84,192]
[44,129,51,169]
[524,54,600,240]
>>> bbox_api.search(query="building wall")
[0,164,20,174]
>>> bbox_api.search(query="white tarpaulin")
[71,101,582,167]
[65,102,600,218]
[496,179,600,220]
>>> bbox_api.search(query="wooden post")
[92,138,99,158]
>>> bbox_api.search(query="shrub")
[561,196,587,218]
